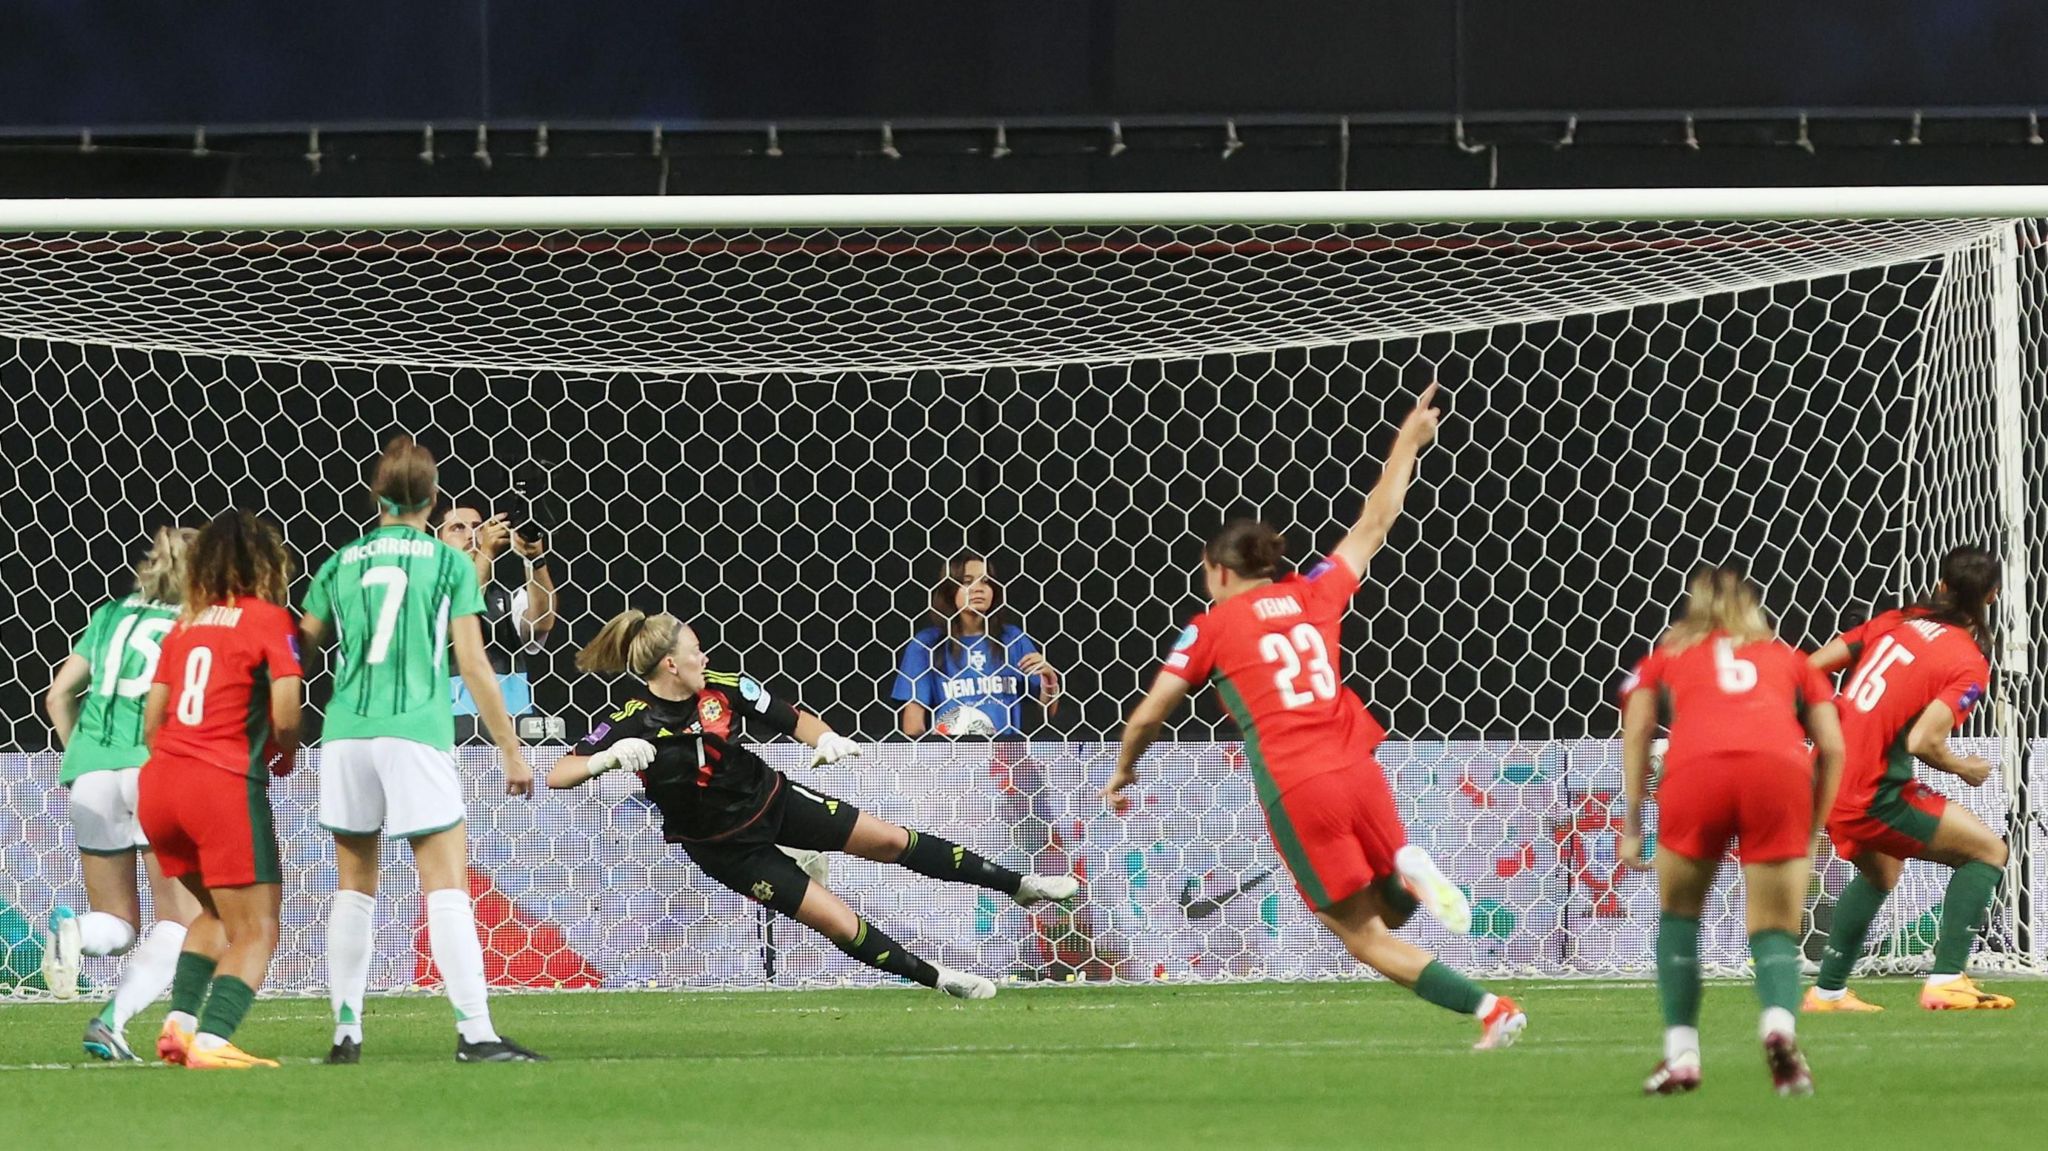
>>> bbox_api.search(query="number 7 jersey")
[302,524,486,750]
[1160,553,1386,802]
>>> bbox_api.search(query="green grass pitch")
[1,978,2040,1149]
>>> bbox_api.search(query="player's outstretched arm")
[1104,672,1195,811]
[1804,700,1845,842]
[45,654,89,748]
[1329,384,1442,579]
[794,709,864,767]
[1617,688,1659,870]
[1905,700,1994,786]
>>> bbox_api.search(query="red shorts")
[1264,761,1407,910]
[137,758,280,888]
[1656,749,1814,864]
[1827,778,1947,862]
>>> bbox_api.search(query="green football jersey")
[303,525,485,750]
[60,595,180,784]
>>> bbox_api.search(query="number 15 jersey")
[1160,553,1386,802]
[303,524,485,750]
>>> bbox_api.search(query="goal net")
[2,190,2042,993]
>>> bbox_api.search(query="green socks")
[1412,960,1488,1015]
[1749,929,1802,1014]
[1657,913,1702,1028]
[1818,874,1888,991]
[168,951,218,1018]
[1932,860,2002,975]
[196,975,256,1042]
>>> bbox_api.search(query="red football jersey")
[1621,634,1833,770]
[1161,553,1386,799]
[150,598,302,779]
[1831,609,1990,812]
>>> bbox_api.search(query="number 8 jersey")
[150,598,302,776]
[1160,553,1386,800]
[303,524,485,750]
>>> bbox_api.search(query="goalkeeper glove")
[810,732,863,767]
[589,737,655,777]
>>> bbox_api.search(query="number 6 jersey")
[1159,552,1386,801]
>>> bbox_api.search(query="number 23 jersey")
[1160,553,1386,801]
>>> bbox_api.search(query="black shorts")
[680,775,861,917]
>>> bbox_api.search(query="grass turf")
[0,978,2040,1150]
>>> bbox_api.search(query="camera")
[504,459,565,545]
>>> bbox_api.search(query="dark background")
[5,2,2048,197]
[6,1,2046,127]
[4,3,2045,752]
[0,249,1963,748]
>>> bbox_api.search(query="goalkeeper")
[550,609,1080,998]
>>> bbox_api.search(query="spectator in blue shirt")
[892,553,1061,737]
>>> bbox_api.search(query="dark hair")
[185,510,292,616]
[437,496,487,525]
[1204,519,1287,580]
[928,552,1012,667]
[370,434,438,517]
[1911,545,2001,653]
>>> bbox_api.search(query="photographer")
[437,471,563,741]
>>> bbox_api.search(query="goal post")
[2,187,2044,991]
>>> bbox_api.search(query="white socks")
[327,889,376,1045]
[1665,1026,1701,1063]
[78,911,136,956]
[1925,972,1963,989]
[110,920,185,1030]
[1760,1007,1797,1041]
[1810,985,1846,1001]
[425,888,499,1044]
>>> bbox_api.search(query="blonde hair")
[370,434,439,516]
[576,609,684,680]
[133,526,197,605]
[1661,565,1773,652]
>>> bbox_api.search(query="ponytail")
[1912,545,2001,654]
[577,609,682,680]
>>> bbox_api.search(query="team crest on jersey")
[699,697,725,725]
[968,649,987,672]
[750,880,775,903]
